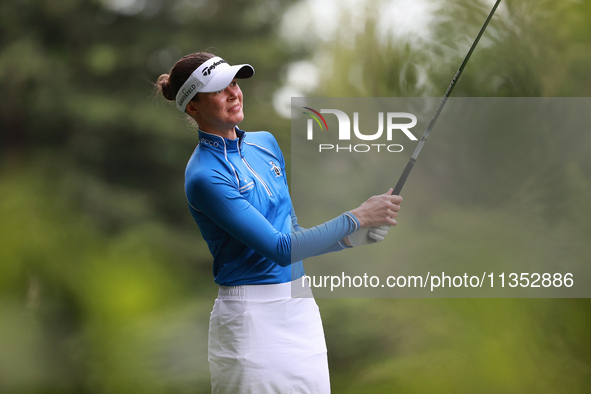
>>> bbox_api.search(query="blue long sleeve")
[290,204,353,258]
[187,172,358,267]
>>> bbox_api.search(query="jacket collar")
[198,128,245,153]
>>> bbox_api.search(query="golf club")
[392,0,502,195]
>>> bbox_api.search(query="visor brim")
[200,64,255,93]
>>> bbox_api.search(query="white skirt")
[208,277,330,394]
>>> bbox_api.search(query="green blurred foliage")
[1,0,297,392]
[1,0,590,392]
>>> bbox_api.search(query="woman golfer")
[156,52,402,393]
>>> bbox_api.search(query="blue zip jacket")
[185,128,359,286]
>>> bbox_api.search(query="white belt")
[217,276,312,299]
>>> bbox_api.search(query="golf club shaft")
[392,0,501,195]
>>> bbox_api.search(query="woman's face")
[190,79,244,136]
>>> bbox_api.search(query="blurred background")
[1,0,590,392]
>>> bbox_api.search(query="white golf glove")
[346,225,391,247]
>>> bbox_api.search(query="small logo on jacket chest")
[269,161,282,177]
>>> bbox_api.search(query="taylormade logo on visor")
[303,107,418,153]
[202,59,226,76]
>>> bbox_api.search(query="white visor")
[175,56,255,113]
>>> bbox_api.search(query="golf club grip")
[392,159,415,195]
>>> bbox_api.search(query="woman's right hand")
[349,188,402,228]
